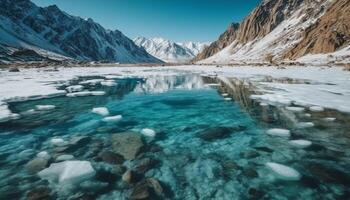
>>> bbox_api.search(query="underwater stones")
[199,126,246,141]
[266,128,291,137]
[9,67,20,72]
[35,105,56,111]
[26,186,51,200]
[309,106,324,112]
[25,157,49,174]
[112,132,144,160]
[102,115,122,122]
[286,106,305,113]
[122,170,134,184]
[66,85,84,93]
[265,162,301,181]
[70,136,91,147]
[306,164,350,185]
[129,178,164,199]
[296,122,315,128]
[98,151,125,165]
[242,150,260,159]
[134,157,158,174]
[243,168,259,178]
[248,188,265,199]
[289,140,312,148]
[38,160,95,184]
[56,154,74,162]
[92,107,109,116]
[254,146,273,153]
[140,128,156,137]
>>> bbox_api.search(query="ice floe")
[265,162,301,181]
[90,91,106,96]
[92,107,109,116]
[323,117,336,122]
[289,140,312,148]
[309,106,325,112]
[51,138,66,146]
[286,106,305,113]
[66,85,84,93]
[38,160,95,184]
[221,93,229,97]
[101,80,117,86]
[296,122,314,128]
[37,151,51,160]
[141,128,156,137]
[266,128,291,137]
[66,91,93,97]
[224,98,232,101]
[79,79,104,85]
[102,115,122,122]
[35,105,56,111]
[56,154,74,162]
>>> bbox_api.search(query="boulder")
[112,132,144,160]
[26,157,49,174]
[198,126,246,141]
[98,151,125,164]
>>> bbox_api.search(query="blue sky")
[32,0,261,43]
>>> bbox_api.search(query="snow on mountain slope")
[134,37,208,63]
[0,0,161,63]
[198,0,349,64]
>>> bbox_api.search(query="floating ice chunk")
[224,98,232,101]
[37,151,51,160]
[296,122,314,128]
[51,138,66,146]
[141,128,156,137]
[66,85,84,93]
[92,107,109,116]
[56,154,74,162]
[66,91,92,97]
[91,91,106,96]
[304,113,312,118]
[266,128,291,137]
[309,106,324,112]
[221,93,229,97]
[104,75,119,79]
[36,105,56,111]
[102,115,122,122]
[260,102,269,107]
[79,79,104,85]
[101,81,117,86]
[38,160,95,184]
[265,162,301,181]
[289,140,312,148]
[206,83,220,87]
[323,117,336,122]
[286,107,305,113]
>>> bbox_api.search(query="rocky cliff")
[196,0,349,64]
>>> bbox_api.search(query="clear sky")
[32,0,262,43]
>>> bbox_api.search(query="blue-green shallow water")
[0,75,349,199]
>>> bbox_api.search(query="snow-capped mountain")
[0,0,161,63]
[196,0,350,64]
[133,37,208,63]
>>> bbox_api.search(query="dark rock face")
[98,151,125,165]
[285,0,350,59]
[26,186,51,200]
[0,0,162,63]
[194,23,239,62]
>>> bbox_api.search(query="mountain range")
[195,0,350,64]
[133,37,208,63]
[0,0,162,63]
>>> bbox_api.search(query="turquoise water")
[0,75,349,199]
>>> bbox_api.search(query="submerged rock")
[112,132,144,160]
[9,67,20,72]
[265,162,301,181]
[98,151,125,165]
[306,163,350,185]
[38,160,95,184]
[26,186,51,200]
[199,126,246,141]
[26,157,49,174]
[129,178,164,199]
[266,128,290,137]
[134,157,158,174]
[92,107,109,116]
[122,170,134,184]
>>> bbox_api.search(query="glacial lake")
[0,74,349,199]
